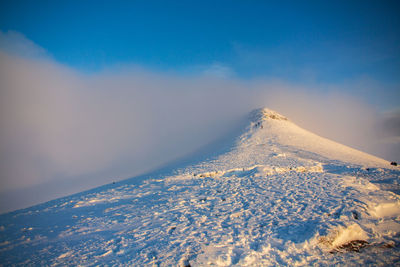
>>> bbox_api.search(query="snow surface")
[1,108,399,266]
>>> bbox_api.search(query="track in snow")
[0,108,399,266]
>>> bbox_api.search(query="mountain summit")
[1,108,399,266]
[250,107,289,122]
[245,108,389,168]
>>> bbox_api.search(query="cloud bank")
[0,31,398,212]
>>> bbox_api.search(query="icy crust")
[249,108,288,123]
[0,108,399,266]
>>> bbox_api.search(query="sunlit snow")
[0,108,399,266]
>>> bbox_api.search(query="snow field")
[0,108,399,266]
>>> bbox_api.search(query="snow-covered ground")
[1,108,399,266]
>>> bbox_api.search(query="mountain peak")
[249,107,289,123]
[0,107,397,266]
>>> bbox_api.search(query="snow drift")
[0,108,399,266]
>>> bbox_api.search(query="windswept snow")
[0,108,399,266]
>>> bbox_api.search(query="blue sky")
[1,1,399,86]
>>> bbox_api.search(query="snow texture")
[1,108,399,266]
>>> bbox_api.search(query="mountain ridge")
[0,107,399,266]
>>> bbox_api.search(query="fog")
[0,33,399,213]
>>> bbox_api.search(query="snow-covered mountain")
[1,108,399,266]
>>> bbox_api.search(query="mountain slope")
[1,108,399,266]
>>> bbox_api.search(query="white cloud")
[202,63,234,78]
[0,51,254,198]
[0,31,398,212]
[0,30,48,58]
